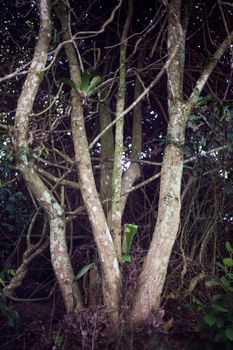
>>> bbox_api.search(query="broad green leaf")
[80,72,92,91]
[226,241,233,254]
[74,262,96,281]
[122,255,131,263]
[204,314,216,327]
[86,76,101,95]
[61,74,100,97]
[223,258,233,267]
[123,224,138,255]
[225,328,233,341]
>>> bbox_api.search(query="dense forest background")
[1,0,233,349]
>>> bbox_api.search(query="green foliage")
[74,262,96,281]
[0,188,30,233]
[0,298,20,331]
[186,295,204,312]
[61,72,101,97]
[196,94,213,106]
[122,255,131,263]
[123,224,138,255]
[196,241,233,349]
[122,224,138,263]
[0,269,20,331]
[0,269,15,288]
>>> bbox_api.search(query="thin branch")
[187,30,233,108]
[0,0,122,83]
[37,168,80,190]
[89,42,180,150]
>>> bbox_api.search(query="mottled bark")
[12,0,83,313]
[99,98,114,205]
[131,0,233,325]
[56,1,122,324]
[99,56,114,206]
[110,0,133,259]
[131,0,187,325]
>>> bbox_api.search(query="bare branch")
[89,42,180,150]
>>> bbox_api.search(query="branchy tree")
[1,0,233,335]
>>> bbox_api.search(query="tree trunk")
[11,0,83,313]
[110,0,133,260]
[56,1,122,325]
[131,0,233,325]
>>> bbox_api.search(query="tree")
[1,0,233,335]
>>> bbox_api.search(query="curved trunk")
[56,1,122,324]
[12,0,83,312]
[131,140,184,323]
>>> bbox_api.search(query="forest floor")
[0,296,205,350]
